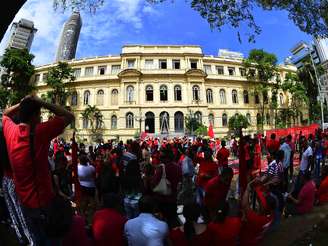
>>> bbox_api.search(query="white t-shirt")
[125,213,168,246]
[78,163,96,188]
[300,146,313,171]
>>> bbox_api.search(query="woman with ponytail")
[209,200,241,246]
[169,201,215,245]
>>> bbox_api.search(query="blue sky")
[0,0,312,66]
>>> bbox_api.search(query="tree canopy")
[45,62,75,105]
[243,49,278,130]
[149,0,328,42]
[0,48,35,108]
[228,114,250,137]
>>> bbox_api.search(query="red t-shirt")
[318,176,328,204]
[267,139,280,154]
[297,180,316,214]
[169,226,215,246]
[209,217,241,246]
[3,116,66,208]
[216,147,229,167]
[204,175,232,210]
[239,210,273,246]
[196,159,218,188]
[92,208,127,246]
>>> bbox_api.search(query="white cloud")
[0,0,159,65]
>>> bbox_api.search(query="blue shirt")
[280,142,291,168]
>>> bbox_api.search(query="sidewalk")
[261,203,328,246]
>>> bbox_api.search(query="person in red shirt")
[63,214,91,246]
[267,133,280,157]
[253,138,262,172]
[318,166,328,205]
[196,149,218,189]
[92,193,127,246]
[216,140,230,169]
[169,201,215,246]
[240,181,275,246]
[3,96,74,245]
[204,167,233,220]
[209,200,241,246]
[286,171,317,215]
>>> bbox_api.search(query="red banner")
[265,124,320,139]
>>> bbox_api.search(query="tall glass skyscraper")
[55,12,82,61]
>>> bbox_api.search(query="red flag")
[208,123,214,138]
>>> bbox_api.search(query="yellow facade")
[34,45,303,142]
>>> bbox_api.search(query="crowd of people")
[1,96,328,246]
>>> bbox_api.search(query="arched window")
[126,112,134,128]
[246,113,251,124]
[279,93,284,105]
[219,89,226,104]
[174,111,184,132]
[96,89,104,106]
[256,113,262,125]
[83,90,90,105]
[160,111,170,133]
[82,117,89,128]
[71,91,77,106]
[208,113,214,126]
[206,89,213,103]
[192,85,200,101]
[232,89,238,104]
[222,113,228,127]
[160,85,168,101]
[243,90,249,104]
[254,93,260,104]
[194,111,202,124]
[146,85,153,101]
[111,89,118,105]
[174,85,182,101]
[126,86,134,102]
[111,115,117,129]
[266,113,270,125]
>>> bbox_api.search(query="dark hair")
[221,140,226,147]
[270,133,276,140]
[275,150,284,162]
[103,193,122,209]
[221,167,233,178]
[302,170,312,181]
[19,97,41,123]
[138,196,157,214]
[78,153,88,165]
[214,200,229,223]
[183,202,201,241]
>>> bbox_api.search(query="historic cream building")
[33,45,302,141]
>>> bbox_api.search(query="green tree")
[228,114,250,137]
[0,48,35,108]
[45,62,75,105]
[281,72,309,125]
[297,57,325,123]
[194,125,208,137]
[81,105,104,141]
[149,1,328,42]
[243,49,279,131]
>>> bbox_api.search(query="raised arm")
[3,103,20,118]
[34,97,75,127]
